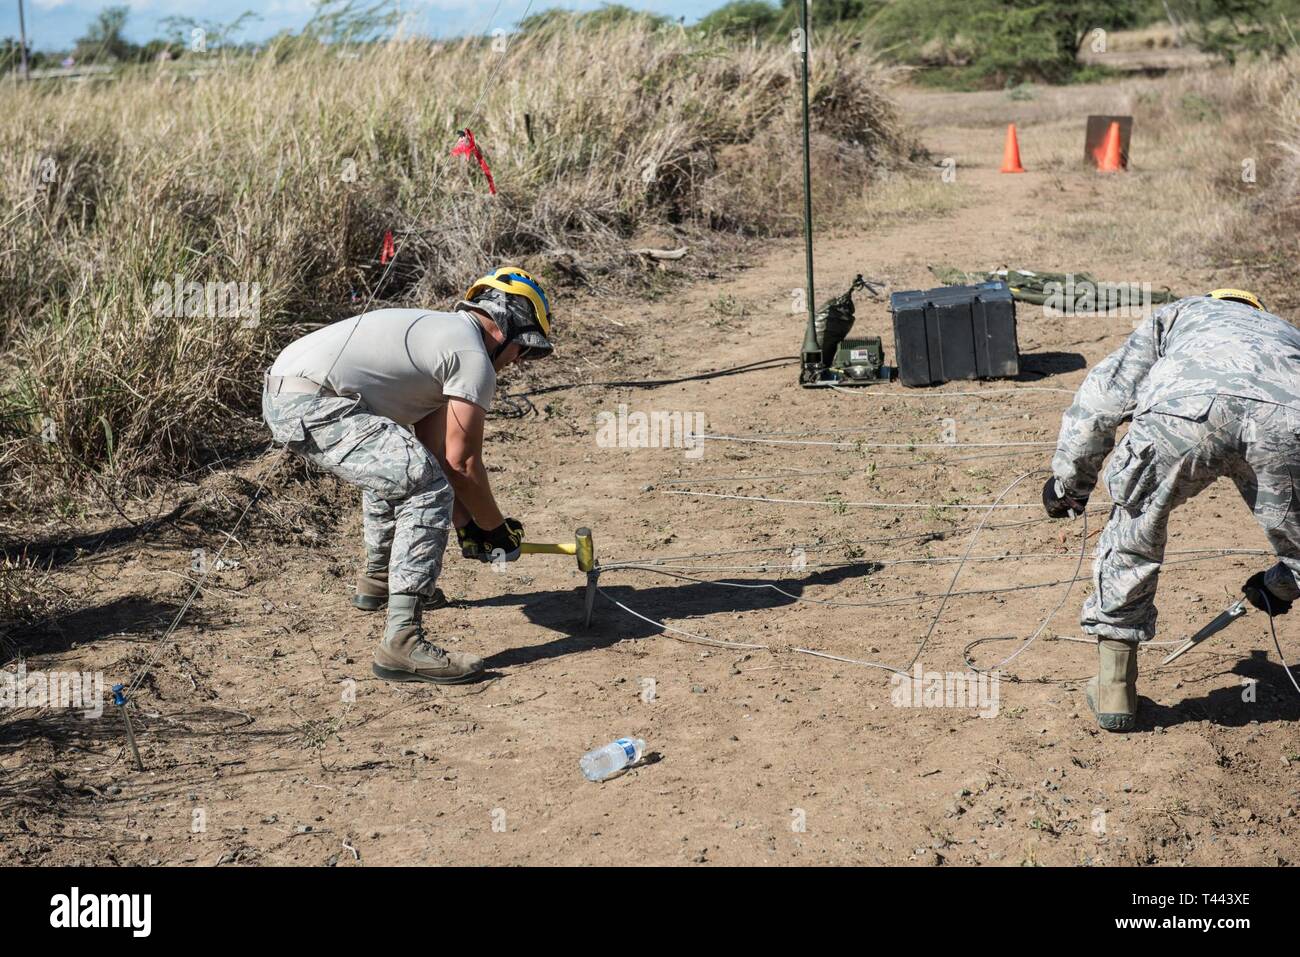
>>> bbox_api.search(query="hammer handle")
[520,541,576,556]
[517,529,594,571]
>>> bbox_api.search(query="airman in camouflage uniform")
[261,391,455,599]
[262,268,556,685]
[1046,291,1300,730]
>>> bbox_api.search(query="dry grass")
[0,24,914,503]
[850,169,969,225]
[1009,57,1300,279]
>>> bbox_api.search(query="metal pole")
[17,0,30,81]
[800,0,815,336]
[112,684,145,772]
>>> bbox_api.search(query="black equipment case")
[889,281,1020,387]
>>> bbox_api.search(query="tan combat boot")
[353,572,446,612]
[1085,638,1139,732]
[372,626,485,685]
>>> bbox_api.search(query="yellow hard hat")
[464,267,553,356]
[1209,288,1265,311]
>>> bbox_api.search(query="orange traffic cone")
[1000,123,1025,173]
[1096,120,1125,172]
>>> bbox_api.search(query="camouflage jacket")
[1053,296,1300,497]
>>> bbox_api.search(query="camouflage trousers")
[1085,394,1300,641]
[262,386,453,598]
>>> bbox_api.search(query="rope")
[459,0,535,135]
[500,356,798,404]
[597,510,1111,567]
[596,547,1269,574]
[597,468,1295,692]
[125,486,264,698]
[598,562,1089,608]
[905,469,1052,671]
[1262,592,1300,696]
[661,489,1042,510]
[595,469,1079,678]
[596,588,904,675]
[652,448,1053,484]
[595,588,766,651]
[697,434,1054,449]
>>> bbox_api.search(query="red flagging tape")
[452,128,497,195]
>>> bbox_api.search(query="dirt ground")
[5,77,1299,867]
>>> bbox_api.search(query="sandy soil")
[4,78,1298,867]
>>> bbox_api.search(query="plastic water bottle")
[580,737,645,781]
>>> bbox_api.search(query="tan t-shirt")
[269,309,497,425]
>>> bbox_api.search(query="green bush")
[696,1,786,38]
[869,0,1141,85]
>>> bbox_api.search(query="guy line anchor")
[1159,598,1248,666]
[518,527,598,628]
[112,683,146,771]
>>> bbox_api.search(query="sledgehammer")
[519,527,599,628]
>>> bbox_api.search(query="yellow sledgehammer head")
[519,527,596,572]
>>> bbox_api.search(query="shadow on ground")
[1016,350,1087,379]
[475,562,879,670]
[4,596,205,661]
[1142,649,1300,729]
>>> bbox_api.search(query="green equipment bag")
[928,265,1177,310]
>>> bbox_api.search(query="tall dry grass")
[1015,55,1300,276]
[0,24,913,504]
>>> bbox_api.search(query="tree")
[71,5,137,63]
[870,0,1144,84]
[967,0,1141,82]
[1169,0,1296,63]
[159,11,262,55]
[696,2,784,37]
[520,4,671,34]
[1,37,32,73]
[302,0,401,45]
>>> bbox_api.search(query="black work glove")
[456,519,490,559]
[481,518,525,562]
[1243,571,1293,616]
[1042,477,1089,519]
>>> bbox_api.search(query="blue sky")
[1,0,743,51]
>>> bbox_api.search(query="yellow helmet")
[1209,288,1265,311]
[463,266,554,357]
